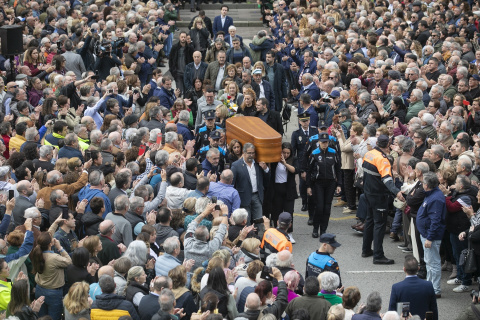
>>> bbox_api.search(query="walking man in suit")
[252,69,275,111]
[231,143,270,226]
[388,255,438,320]
[213,6,234,39]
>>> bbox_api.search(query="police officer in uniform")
[195,110,222,152]
[197,130,228,163]
[306,133,341,238]
[301,120,341,225]
[291,112,317,212]
[261,211,293,255]
[306,233,342,287]
[361,135,404,265]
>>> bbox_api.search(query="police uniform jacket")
[291,126,316,168]
[305,251,342,287]
[301,133,341,172]
[194,124,222,152]
[362,147,400,196]
[305,146,341,188]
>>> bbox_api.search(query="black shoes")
[362,251,373,258]
[373,257,395,265]
[312,231,319,238]
[301,204,307,211]
[190,8,195,12]
[307,219,313,225]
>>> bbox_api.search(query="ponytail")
[31,232,52,274]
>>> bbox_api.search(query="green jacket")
[164,10,178,33]
[444,85,457,101]
[406,100,425,122]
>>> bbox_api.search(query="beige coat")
[338,132,355,170]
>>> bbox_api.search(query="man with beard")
[437,121,455,149]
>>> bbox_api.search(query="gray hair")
[194,225,209,241]
[64,133,77,146]
[149,106,162,119]
[165,132,178,144]
[114,195,129,212]
[430,145,445,159]
[451,116,464,131]
[178,110,190,122]
[195,196,212,214]
[411,89,423,100]
[155,150,169,167]
[100,138,113,151]
[159,288,176,312]
[46,171,62,185]
[422,113,434,126]
[265,253,277,267]
[24,207,40,219]
[359,92,371,103]
[129,196,144,212]
[163,236,180,254]
[318,271,340,292]
[90,130,103,144]
[149,129,162,142]
[430,84,444,96]
[382,311,400,320]
[416,79,428,91]
[350,78,362,90]
[232,208,248,225]
[416,162,430,174]
[457,66,468,78]
[423,172,440,189]
[25,127,38,141]
[39,145,53,158]
[458,156,473,173]
[402,138,415,153]
[243,142,255,153]
[365,291,382,312]
[457,174,472,190]
[128,44,138,54]
[440,121,453,133]
[123,240,147,266]
[89,170,104,186]
[206,148,220,159]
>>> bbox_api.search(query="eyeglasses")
[328,77,335,79]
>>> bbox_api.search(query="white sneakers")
[453,285,470,293]
[447,278,461,285]
[288,233,296,244]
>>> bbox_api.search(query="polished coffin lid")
[226,116,282,163]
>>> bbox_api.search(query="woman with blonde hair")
[410,40,423,58]
[82,235,103,266]
[63,281,92,320]
[190,17,209,58]
[125,266,149,307]
[169,265,197,319]
[54,158,68,175]
[170,98,193,127]
[219,80,243,106]
[327,304,345,320]
[240,238,261,264]
[237,88,256,116]
[215,105,230,128]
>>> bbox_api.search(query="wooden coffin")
[226,116,282,163]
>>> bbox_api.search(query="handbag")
[460,235,477,274]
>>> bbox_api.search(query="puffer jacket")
[91,293,139,320]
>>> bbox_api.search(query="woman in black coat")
[270,142,298,233]
[65,247,99,293]
[189,17,210,60]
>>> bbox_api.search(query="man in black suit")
[388,255,438,320]
[252,69,275,111]
[108,169,132,207]
[264,51,287,112]
[255,98,283,135]
[138,276,173,320]
[291,112,317,212]
[231,143,270,226]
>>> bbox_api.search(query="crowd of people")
[2,0,480,319]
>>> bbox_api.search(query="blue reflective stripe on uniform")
[199,126,207,133]
[327,147,336,154]
[215,126,222,130]
[312,148,320,155]
[219,147,226,156]
[307,252,336,269]
[310,134,318,142]
[199,145,210,153]
[329,135,337,142]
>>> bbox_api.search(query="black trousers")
[343,169,356,209]
[272,182,295,232]
[299,175,307,205]
[362,193,389,259]
[312,179,336,234]
[411,217,425,264]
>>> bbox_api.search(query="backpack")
[282,102,292,122]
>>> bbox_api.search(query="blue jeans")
[36,284,64,320]
[164,33,173,56]
[391,208,403,234]
[356,194,367,221]
[450,233,472,286]
[421,236,442,294]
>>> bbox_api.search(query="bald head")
[17,180,33,197]
[277,250,292,263]
[98,265,114,278]
[46,170,63,185]
[246,293,261,310]
[99,220,114,235]
[220,169,234,184]
[165,123,177,132]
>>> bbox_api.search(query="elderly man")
[139,276,173,320]
[155,236,194,280]
[165,172,190,209]
[207,169,240,215]
[12,181,35,227]
[438,121,455,149]
[351,292,383,319]
[58,133,84,162]
[78,171,112,217]
[416,172,446,298]
[457,157,479,183]
[184,201,228,269]
[202,148,221,178]
[406,89,425,122]
[97,220,126,266]
[285,276,330,319]
[105,195,133,246]
[353,92,376,126]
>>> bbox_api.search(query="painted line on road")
[346,270,404,274]
[293,213,356,221]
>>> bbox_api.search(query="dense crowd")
[3,0,480,319]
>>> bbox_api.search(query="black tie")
[304,130,308,137]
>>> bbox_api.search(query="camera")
[112,38,125,50]
[471,290,479,303]
[323,98,331,103]
[94,41,112,57]
[260,266,273,281]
